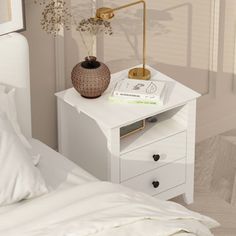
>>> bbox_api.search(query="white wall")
[23,0,236,148]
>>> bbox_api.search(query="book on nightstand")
[110,79,167,105]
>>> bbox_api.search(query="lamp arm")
[96,0,150,79]
[113,0,145,12]
[112,1,146,70]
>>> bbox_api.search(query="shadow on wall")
[102,1,235,95]
[102,2,211,93]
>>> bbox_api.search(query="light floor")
[173,129,236,236]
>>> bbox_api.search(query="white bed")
[30,138,97,190]
[0,33,219,236]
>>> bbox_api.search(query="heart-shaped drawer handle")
[152,181,160,188]
[153,154,160,162]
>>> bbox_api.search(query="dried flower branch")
[34,0,47,5]
[37,0,72,35]
[76,17,113,57]
[77,18,113,36]
[34,1,113,57]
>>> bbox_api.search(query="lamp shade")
[96,8,115,20]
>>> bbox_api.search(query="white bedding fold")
[0,182,219,236]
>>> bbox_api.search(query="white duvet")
[0,182,219,236]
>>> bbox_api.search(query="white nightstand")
[56,66,200,204]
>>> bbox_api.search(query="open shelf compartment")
[120,104,188,154]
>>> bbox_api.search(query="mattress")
[30,138,97,190]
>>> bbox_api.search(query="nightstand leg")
[183,191,194,204]
[184,100,196,205]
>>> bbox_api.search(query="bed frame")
[0,33,32,138]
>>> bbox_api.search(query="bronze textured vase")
[71,56,111,98]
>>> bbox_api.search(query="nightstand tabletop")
[56,66,200,129]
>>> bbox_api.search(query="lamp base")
[128,67,151,80]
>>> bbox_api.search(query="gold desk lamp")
[96,0,151,80]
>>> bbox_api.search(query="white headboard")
[0,33,32,138]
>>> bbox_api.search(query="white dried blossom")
[34,0,113,57]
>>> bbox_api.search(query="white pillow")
[0,86,30,148]
[0,113,48,206]
[0,86,39,165]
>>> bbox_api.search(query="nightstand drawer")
[121,158,186,196]
[120,131,186,181]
